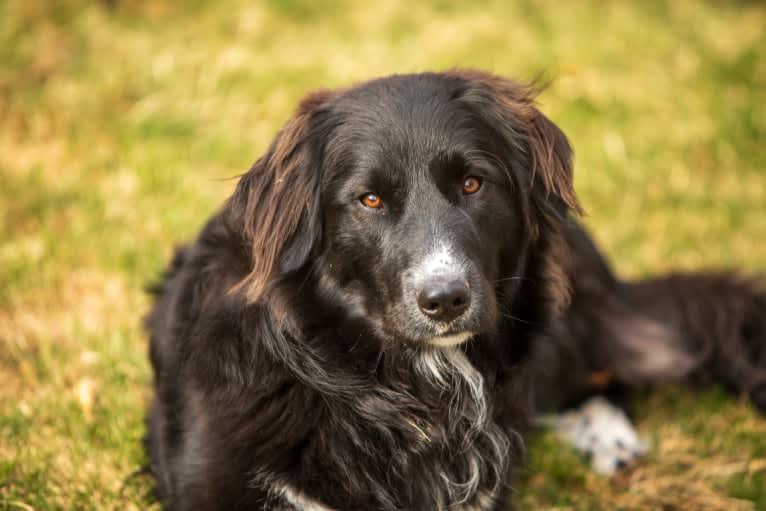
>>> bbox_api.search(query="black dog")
[145,70,766,510]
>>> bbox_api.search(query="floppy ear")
[224,90,337,302]
[526,111,581,216]
[449,70,582,217]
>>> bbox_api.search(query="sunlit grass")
[1,0,764,509]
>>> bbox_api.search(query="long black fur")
[145,71,766,511]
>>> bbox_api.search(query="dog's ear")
[526,111,581,216]
[224,89,337,302]
[449,70,582,217]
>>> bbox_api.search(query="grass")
[1,0,765,509]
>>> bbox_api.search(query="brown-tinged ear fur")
[224,89,338,302]
[448,70,582,217]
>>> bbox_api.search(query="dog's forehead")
[325,77,480,174]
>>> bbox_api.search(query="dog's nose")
[417,279,471,322]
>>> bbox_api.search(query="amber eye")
[360,192,383,209]
[462,176,482,195]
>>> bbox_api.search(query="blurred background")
[1,1,764,509]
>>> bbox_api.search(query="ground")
[1,1,765,509]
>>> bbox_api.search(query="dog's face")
[317,77,527,346]
[225,71,579,349]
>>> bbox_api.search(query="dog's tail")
[607,272,766,411]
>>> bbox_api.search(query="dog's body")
[146,71,766,510]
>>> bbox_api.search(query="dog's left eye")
[462,176,482,195]
[360,192,383,209]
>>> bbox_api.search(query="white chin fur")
[426,332,474,347]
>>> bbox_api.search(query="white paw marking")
[549,396,648,475]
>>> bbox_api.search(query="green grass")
[1,0,765,509]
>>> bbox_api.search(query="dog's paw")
[550,396,648,475]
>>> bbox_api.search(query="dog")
[145,70,766,510]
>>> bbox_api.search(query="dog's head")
[225,71,578,348]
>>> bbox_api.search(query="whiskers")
[494,276,533,284]
[494,282,541,327]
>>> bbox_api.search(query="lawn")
[1,0,765,509]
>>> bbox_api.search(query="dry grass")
[1,0,764,509]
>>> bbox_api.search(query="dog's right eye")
[360,193,383,209]
[462,176,482,195]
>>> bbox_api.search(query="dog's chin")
[380,324,476,349]
[424,332,475,348]
[377,306,489,349]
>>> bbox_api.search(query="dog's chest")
[277,482,497,511]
